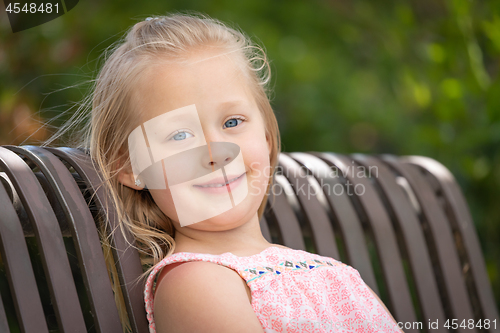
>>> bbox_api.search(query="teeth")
[197,175,241,188]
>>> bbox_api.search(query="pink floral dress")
[144,246,401,333]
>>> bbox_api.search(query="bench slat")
[0,181,48,333]
[267,175,307,250]
[0,147,86,333]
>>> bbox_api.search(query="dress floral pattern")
[144,246,401,332]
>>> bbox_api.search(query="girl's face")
[125,49,272,232]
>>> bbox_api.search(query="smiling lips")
[193,173,246,188]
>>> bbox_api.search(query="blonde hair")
[44,11,281,332]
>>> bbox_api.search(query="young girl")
[80,12,403,333]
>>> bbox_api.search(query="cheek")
[251,150,270,176]
[241,141,271,193]
[244,138,271,172]
[148,188,179,222]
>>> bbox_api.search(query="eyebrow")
[158,111,186,123]
[218,100,247,110]
[149,103,198,121]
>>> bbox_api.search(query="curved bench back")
[0,146,497,332]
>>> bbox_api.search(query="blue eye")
[223,117,245,129]
[172,131,193,141]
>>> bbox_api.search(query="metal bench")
[0,145,498,333]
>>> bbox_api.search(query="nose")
[202,142,238,171]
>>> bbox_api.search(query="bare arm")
[154,261,265,333]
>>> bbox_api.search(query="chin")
[186,194,261,231]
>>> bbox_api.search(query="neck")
[172,212,272,256]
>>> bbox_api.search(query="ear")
[116,154,146,191]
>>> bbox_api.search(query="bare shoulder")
[154,261,264,333]
[272,244,292,250]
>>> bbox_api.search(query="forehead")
[131,50,254,122]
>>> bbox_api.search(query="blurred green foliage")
[1,0,499,317]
